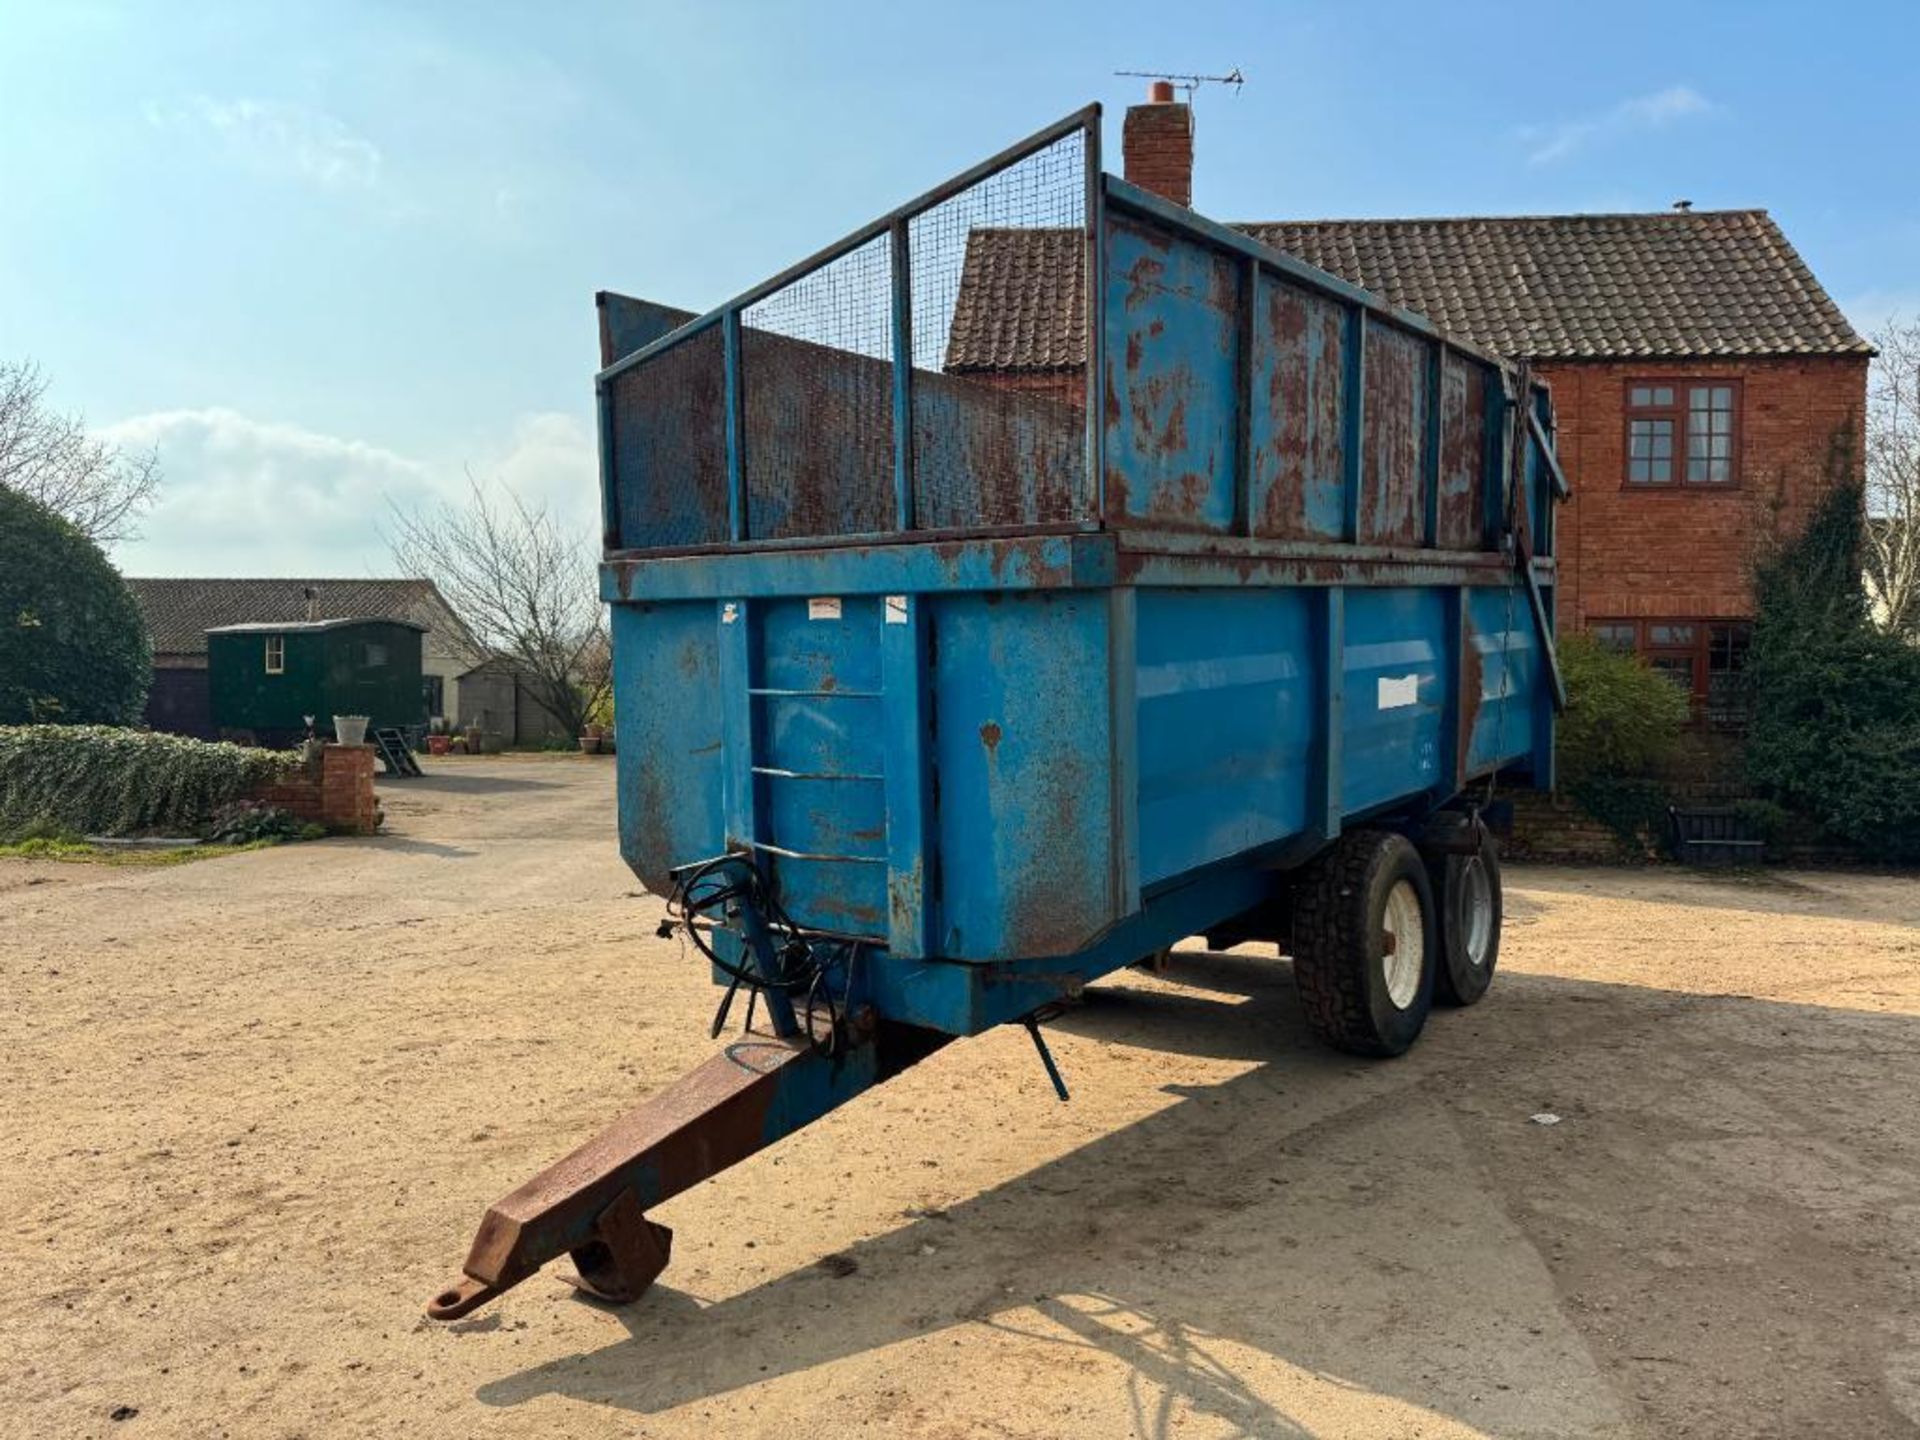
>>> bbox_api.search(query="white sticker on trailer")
[1378,673,1420,709]
[808,597,842,621]
[884,595,909,624]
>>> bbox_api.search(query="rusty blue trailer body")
[429,104,1562,1321]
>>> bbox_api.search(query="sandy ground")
[3,755,1919,1439]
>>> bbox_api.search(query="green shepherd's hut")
[207,617,426,746]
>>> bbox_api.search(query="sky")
[2,0,1914,576]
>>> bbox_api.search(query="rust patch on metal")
[1005,744,1096,956]
[1206,253,1241,320]
[979,721,1002,755]
[429,1037,806,1319]
[1360,324,1424,546]
[1437,353,1487,550]
[1458,612,1485,782]
[1123,252,1168,310]
[914,367,1086,530]
[1254,278,1346,541]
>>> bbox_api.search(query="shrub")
[207,800,304,845]
[1745,483,1920,861]
[1565,775,1674,858]
[1554,630,1692,785]
[0,726,298,839]
[0,485,150,724]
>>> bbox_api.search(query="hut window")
[264,636,285,675]
[362,641,388,668]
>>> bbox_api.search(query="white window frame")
[264,635,285,675]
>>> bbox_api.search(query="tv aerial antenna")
[1114,68,1245,104]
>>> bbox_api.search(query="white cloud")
[1521,86,1714,167]
[101,407,601,578]
[485,410,601,535]
[147,95,383,190]
[104,408,430,575]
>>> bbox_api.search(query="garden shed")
[207,617,426,746]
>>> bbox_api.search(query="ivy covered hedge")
[0,726,300,839]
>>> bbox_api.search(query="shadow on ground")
[392,772,566,797]
[467,948,1920,1437]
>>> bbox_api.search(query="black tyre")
[1290,829,1437,1057]
[1428,827,1502,1007]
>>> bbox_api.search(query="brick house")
[951,92,1872,723]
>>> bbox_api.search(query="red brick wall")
[251,744,379,835]
[1541,356,1867,625]
[1122,100,1193,207]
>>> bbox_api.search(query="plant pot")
[426,734,451,756]
[333,714,370,747]
[579,734,603,754]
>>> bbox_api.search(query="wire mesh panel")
[741,236,897,541]
[911,126,1090,530]
[600,110,1098,553]
[608,322,730,550]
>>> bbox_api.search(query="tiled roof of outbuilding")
[126,578,466,657]
[945,226,1088,371]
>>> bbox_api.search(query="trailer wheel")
[1290,829,1437,1057]
[1428,828,1502,1007]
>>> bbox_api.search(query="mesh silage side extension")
[608,321,730,550]
[606,117,1094,550]
[741,235,897,540]
[909,126,1088,530]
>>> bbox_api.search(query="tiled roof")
[1237,211,1869,359]
[126,578,464,657]
[944,227,1087,371]
[943,209,1869,369]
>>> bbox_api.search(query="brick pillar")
[1123,82,1194,207]
[319,744,378,834]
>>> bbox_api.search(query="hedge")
[0,485,150,725]
[1746,483,1920,862]
[0,726,300,839]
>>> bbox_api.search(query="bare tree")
[1867,317,1920,637]
[0,360,159,546]
[387,475,609,738]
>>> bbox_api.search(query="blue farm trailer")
[429,105,1565,1321]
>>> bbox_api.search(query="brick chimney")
[1123,80,1193,207]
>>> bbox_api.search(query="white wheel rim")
[1381,878,1425,1009]
[1461,856,1494,969]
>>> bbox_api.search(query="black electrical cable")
[662,855,856,1057]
